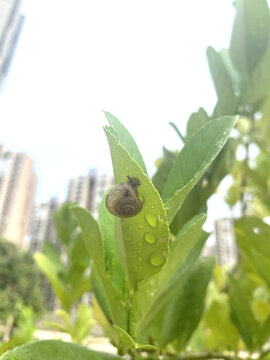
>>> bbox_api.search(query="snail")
[106,176,142,218]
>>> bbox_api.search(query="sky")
[1,0,235,216]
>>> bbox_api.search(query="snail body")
[106,176,142,218]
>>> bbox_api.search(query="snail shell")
[106,176,142,218]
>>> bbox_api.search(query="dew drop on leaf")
[149,252,166,267]
[144,232,157,244]
[145,214,158,228]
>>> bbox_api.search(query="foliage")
[44,304,94,344]
[34,203,93,343]
[71,110,235,355]
[0,305,36,356]
[3,0,270,360]
[0,238,45,327]
[0,340,121,360]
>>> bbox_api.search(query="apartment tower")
[0,146,37,246]
[67,169,114,217]
[26,197,61,253]
[214,218,238,265]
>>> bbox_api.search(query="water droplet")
[138,256,143,262]
[144,232,157,244]
[138,249,142,254]
[126,236,132,242]
[139,265,142,270]
[138,224,144,229]
[145,214,158,228]
[138,242,143,247]
[149,252,166,267]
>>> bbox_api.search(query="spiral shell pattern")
[106,177,142,218]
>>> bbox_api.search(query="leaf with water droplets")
[104,127,169,287]
[0,340,120,360]
[132,214,208,336]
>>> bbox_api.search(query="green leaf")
[261,314,270,345]
[34,252,69,311]
[207,46,237,116]
[137,258,215,348]
[98,191,127,295]
[230,0,270,74]
[71,206,127,329]
[219,48,242,91]
[242,46,270,105]
[204,299,239,351]
[113,325,136,354]
[228,276,260,351]
[74,304,93,344]
[236,217,270,258]
[0,340,120,360]
[186,107,209,139]
[43,321,69,333]
[104,128,170,286]
[132,214,208,335]
[162,116,237,223]
[235,218,270,289]
[169,122,186,143]
[104,111,147,174]
[68,275,92,306]
[53,203,78,245]
[69,233,90,265]
[55,309,72,332]
[43,241,61,264]
[170,138,237,234]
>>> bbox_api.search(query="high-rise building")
[26,198,62,310]
[0,146,37,247]
[26,197,61,253]
[214,218,238,265]
[0,0,25,90]
[67,169,114,217]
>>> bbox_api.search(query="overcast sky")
[1,0,235,209]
